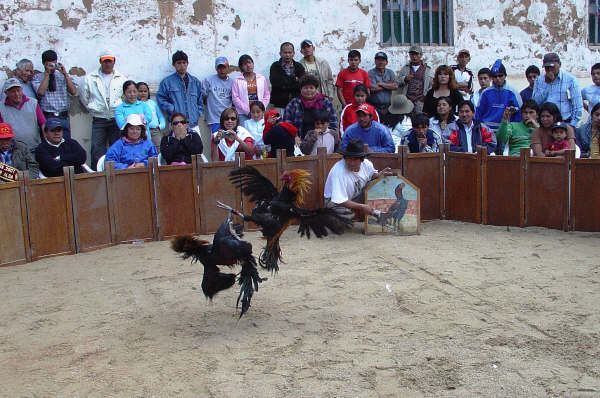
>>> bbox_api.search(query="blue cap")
[215,57,228,67]
[374,51,388,60]
[491,59,506,76]
[300,39,313,48]
[552,121,568,130]
[44,118,64,131]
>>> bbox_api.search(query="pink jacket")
[231,73,270,116]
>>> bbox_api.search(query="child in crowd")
[470,68,491,111]
[299,109,336,155]
[400,113,442,153]
[545,122,571,157]
[335,50,371,107]
[339,84,379,136]
[263,109,298,158]
[582,63,600,111]
[243,101,266,158]
[137,81,166,151]
[520,65,540,103]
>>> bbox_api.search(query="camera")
[507,106,518,114]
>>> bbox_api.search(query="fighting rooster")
[227,166,353,272]
[171,209,265,317]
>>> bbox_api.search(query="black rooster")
[171,210,265,317]
[227,166,353,273]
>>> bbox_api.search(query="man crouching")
[324,138,391,216]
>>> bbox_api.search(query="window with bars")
[590,0,600,45]
[381,0,454,46]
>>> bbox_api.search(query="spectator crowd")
[1,42,599,183]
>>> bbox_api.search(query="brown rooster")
[227,166,353,272]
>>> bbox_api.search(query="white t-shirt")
[324,158,376,204]
[464,122,474,153]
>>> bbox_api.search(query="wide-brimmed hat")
[0,123,15,139]
[388,94,414,114]
[338,138,371,158]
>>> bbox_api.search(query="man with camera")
[32,50,77,138]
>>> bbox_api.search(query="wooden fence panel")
[154,158,199,239]
[445,149,481,223]
[524,152,572,231]
[198,159,239,234]
[482,153,523,227]
[369,152,402,172]
[71,171,113,252]
[25,173,75,260]
[282,154,322,209]
[0,180,28,266]
[570,158,600,231]
[241,158,280,230]
[107,161,157,243]
[401,147,443,220]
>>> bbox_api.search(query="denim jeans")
[91,117,120,170]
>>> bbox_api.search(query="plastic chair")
[82,164,93,173]
[157,153,166,165]
[97,155,106,172]
[200,154,208,163]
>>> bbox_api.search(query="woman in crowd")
[429,96,457,142]
[283,74,338,145]
[387,94,414,149]
[422,65,463,117]
[576,102,600,158]
[160,113,203,165]
[114,80,154,132]
[530,102,576,157]
[137,81,166,150]
[231,55,270,124]
[105,114,157,169]
[212,107,255,161]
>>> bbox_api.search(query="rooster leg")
[236,258,267,318]
[259,220,292,273]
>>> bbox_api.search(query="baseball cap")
[215,56,228,67]
[355,103,375,116]
[44,118,64,131]
[121,113,145,130]
[551,121,568,130]
[374,51,388,60]
[408,45,423,54]
[300,39,314,48]
[458,49,470,56]
[3,78,22,92]
[543,53,560,67]
[0,123,15,139]
[99,50,115,62]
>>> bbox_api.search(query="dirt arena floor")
[1,221,599,397]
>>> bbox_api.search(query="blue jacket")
[156,73,204,127]
[475,82,522,130]
[105,137,158,169]
[341,121,395,153]
[114,100,154,130]
[576,120,593,154]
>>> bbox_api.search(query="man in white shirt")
[451,49,474,100]
[324,138,391,216]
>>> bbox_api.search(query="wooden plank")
[369,152,402,172]
[571,158,600,231]
[401,146,443,220]
[483,155,522,227]
[198,159,238,234]
[71,170,113,252]
[445,148,481,223]
[524,150,571,230]
[25,173,76,260]
[282,154,321,209]
[241,157,279,230]
[0,180,27,266]
[155,162,198,239]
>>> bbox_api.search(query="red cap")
[0,123,15,139]
[458,49,470,56]
[355,103,375,116]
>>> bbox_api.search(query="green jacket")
[497,121,533,156]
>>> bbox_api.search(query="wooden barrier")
[106,160,158,243]
[69,168,113,253]
[152,156,200,240]
[401,146,443,220]
[239,156,280,230]
[444,146,482,223]
[5,146,600,267]
[523,150,573,231]
[0,176,29,266]
[23,169,75,261]
[570,158,600,232]
[481,148,525,227]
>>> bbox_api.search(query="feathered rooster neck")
[281,169,312,206]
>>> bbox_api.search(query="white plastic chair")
[97,155,106,172]
[82,164,93,173]
[157,153,165,165]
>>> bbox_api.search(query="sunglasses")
[172,120,188,125]
[225,116,237,121]
[492,74,505,78]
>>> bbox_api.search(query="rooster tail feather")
[236,256,266,318]
[259,239,283,273]
[171,235,211,260]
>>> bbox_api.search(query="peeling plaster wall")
[0,0,597,86]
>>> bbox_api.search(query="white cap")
[122,113,145,130]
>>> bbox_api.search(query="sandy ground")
[1,221,599,397]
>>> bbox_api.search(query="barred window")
[591,0,600,45]
[381,0,454,46]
